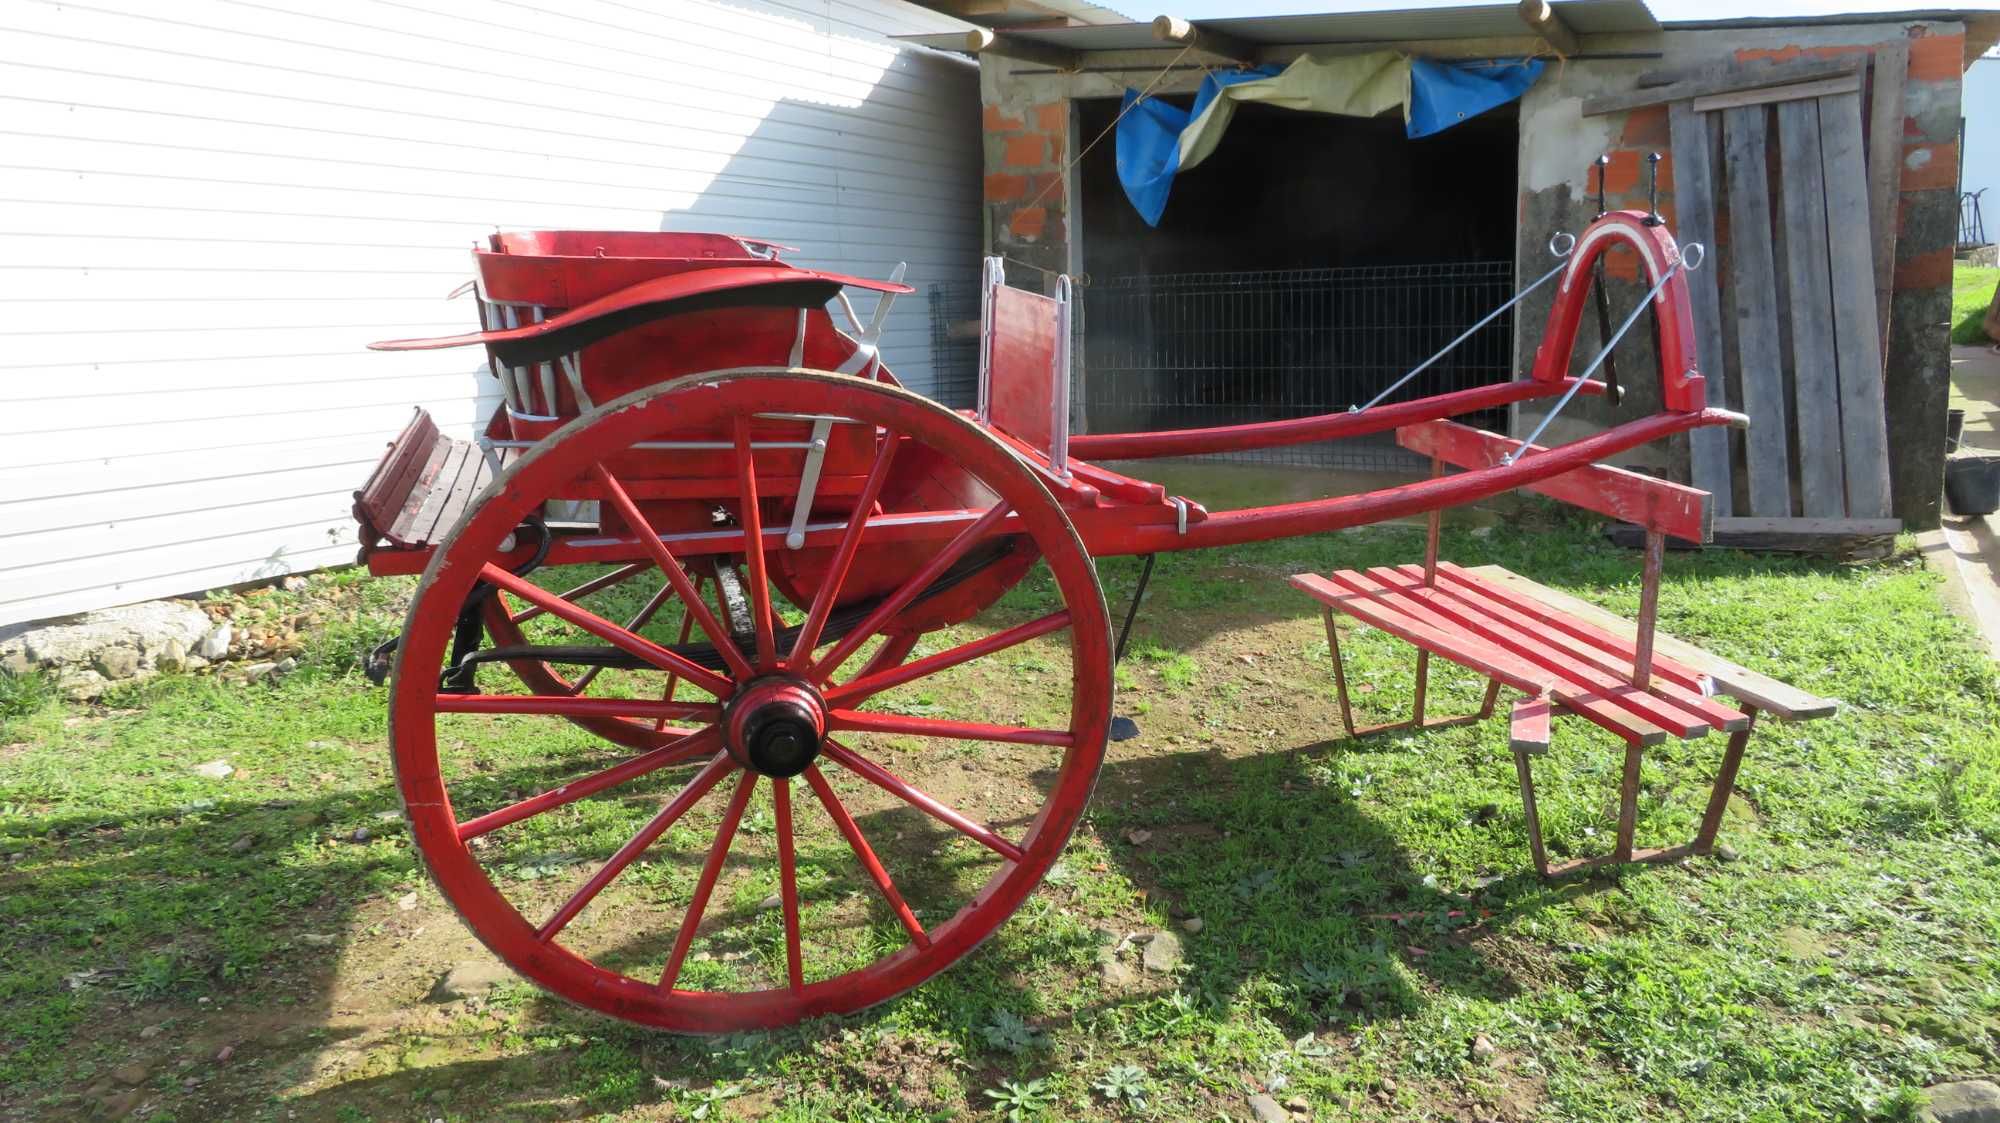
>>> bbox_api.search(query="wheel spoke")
[802,765,929,948]
[537,752,735,941]
[655,578,704,732]
[570,579,678,697]
[825,610,1071,707]
[590,465,756,682]
[773,779,805,992]
[826,710,1073,748]
[456,725,720,841]
[436,694,719,722]
[479,563,734,698]
[787,431,899,670]
[509,563,650,625]
[810,501,1014,683]
[660,771,759,992]
[821,739,1025,862]
[731,417,779,671]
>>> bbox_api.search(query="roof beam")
[1516,0,1579,57]
[1151,15,1260,67]
[964,27,1082,71]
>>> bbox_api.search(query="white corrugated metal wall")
[0,0,980,627]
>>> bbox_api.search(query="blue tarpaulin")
[1116,54,1544,227]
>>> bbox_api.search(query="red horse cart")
[351,207,1747,1032]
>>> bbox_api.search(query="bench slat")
[1462,564,1840,721]
[1367,567,1720,739]
[1433,562,1711,694]
[1389,565,1747,733]
[1288,573,1552,695]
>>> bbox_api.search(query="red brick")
[984,172,1028,203]
[1003,134,1047,168]
[1906,29,1964,82]
[1899,141,1957,191]
[1893,246,1952,290]
[1733,43,1868,65]
[984,104,1025,132]
[1599,149,1671,201]
[1620,105,1669,147]
[1034,102,1067,133]
[1009,206,1048,240]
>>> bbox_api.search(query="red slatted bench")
[352,407,508,559]
[1291,419,1837,878]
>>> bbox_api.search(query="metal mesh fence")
[925,280,980,410]
[1078,261,1517,470]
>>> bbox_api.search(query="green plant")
[981,1009,1045,1054]
[983,1077,1055,1122]
[1093,1064,1151,1110]
[0,668,56,718]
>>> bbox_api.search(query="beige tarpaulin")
[1177,52,1413,172]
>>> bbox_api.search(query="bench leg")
[1512,746,1551,877]
[1322,606,1508,740]
[1614,742,1644,862]
[1694,705,1758,854]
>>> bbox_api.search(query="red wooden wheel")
[391,368,1112,1032]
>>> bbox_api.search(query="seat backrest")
[977,258,1072,476]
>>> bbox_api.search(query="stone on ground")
[0,601,212,699]
[1141,930,1183,973]
[428,960,513,1003]
[1247,1093,1288,1123]
[1923,1080,2000,1123]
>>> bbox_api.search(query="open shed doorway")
[1076,95,1520,471]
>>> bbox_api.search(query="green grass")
[2,513,1997,1121]
[1954,263,1999,345]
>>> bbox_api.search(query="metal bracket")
[786,417,835,549]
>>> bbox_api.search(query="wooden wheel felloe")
[390,369,1112,1032]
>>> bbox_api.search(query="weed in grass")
[984,1076,1056,1121]
[1093,1063,1151,1110]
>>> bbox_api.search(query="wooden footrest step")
[352,408,497,554]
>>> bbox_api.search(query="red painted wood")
[590,465,756,682]
[433,695,720,722]
[788,433,899,670]
[1396,420,1712,543]
[1068,378,1604,460]
[1532,210,1707,413]
[803,764,930,948]
[1432,563,1713,694]
[821,740,1027,862]
[454,728,721,841]
[1288,573,1552,695]
[660,771,759,992]
[987,285,1061,455]
[1365,567,1712,738]
[1510,697,1552,754]
[824,610,1071,708]
[772,779,805,993]
[1389,565,1744,732]
[353,407,440,546]
[731,416,780,671]
[479,563,736,699]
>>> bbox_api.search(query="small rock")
[1124,828,1152,845]
[1922,1079,2000,1123]
[374,810,401,823]
[759,893,782,912]
[281,575,308,592]
[215,1044,234,1063]
[111,1063,151,1087]
[93,645,142,680]
[1109,715,1141,741]
[137,1024,164,1040]
[397,892,419,911]
[1182,917,1204,934]
[1470,525,1494,538]
[350,827,370,843]
[1715,843,1741,862]
[1099,958,1137,987]
[240,661,279,682]
[1248,1093,1288,1123]
[192,760,234,780]
[428,960,512,1002]
[1470,1034,1497,1061]
[156,639,187,674]
[1380,1077,1398,1094]
[1285,1095,1310,1112]
[197,624,232,661]
[1141,930,1184,973]
[229,835,254,854]
[299,933,337,947]
[275,657,298,674]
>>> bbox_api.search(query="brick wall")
[981,97,1071,280]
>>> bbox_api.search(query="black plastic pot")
[1947,408,1966,453]
[1946,451,2000,516]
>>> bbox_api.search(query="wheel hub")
[724,677,826,779]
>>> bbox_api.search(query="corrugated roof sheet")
[894,0,1658,52]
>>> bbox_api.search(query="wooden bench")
[1290,419,1837,878]
[352,407,504,558]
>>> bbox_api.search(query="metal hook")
[1592,154,1610,219]
[1548,231,1577,258]
[1678,241,1706,271]
[1643,152,1664,227]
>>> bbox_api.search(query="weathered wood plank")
[1586,55,1864,115]
[1668,100,1732,512]
[1865,41,1908,363]
[1817,90,1894,519]
[1396,419,1712,542]
[1604,516,1900,559]
[1463,563,1841,721]
[1720,105,1794,516]
[1691,73,1859,114]
[1775,96,1847,517]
